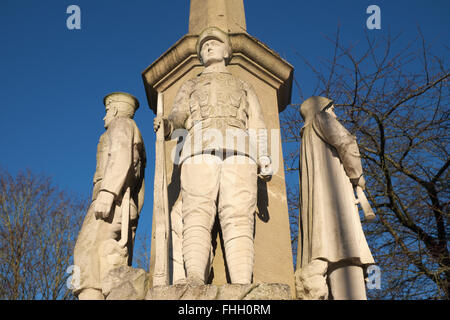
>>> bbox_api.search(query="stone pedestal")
[102,266,292,300]
[147,283,292,300]
[102,266,150,300]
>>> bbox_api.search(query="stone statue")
[154,27,272,285]
[73,92,146,300]
[295,96,375,300]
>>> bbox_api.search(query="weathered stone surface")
[215,283,256,300]
[180,284,219,300]
[97,266,292,300]
[106,281,139,300]
[103,266,149,300]
[146,284,190,300]
[146,283,292,300]
[242,283,291,300]
[295,259,328,300]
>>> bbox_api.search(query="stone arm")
[133,128,146,213]
[244,82,272,178]
[312,111,364,184]
[164,80,195,139]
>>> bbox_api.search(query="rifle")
[152,92,170,286]
[355,186,376,222]
[118,186,131,248]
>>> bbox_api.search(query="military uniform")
[73,116,146,296]
[169,71,268,162]
[166,69,268,284]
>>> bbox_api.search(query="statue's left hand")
[350,175,366,190]
[94,191,115,220]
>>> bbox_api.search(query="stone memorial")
[72,0,377,301]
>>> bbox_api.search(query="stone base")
[101,266,292,300]
[102,266,150,300]
[146,283,293,300]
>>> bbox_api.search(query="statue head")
[196,27,232,66]
[300,96,334,124]
[102,92,139,128]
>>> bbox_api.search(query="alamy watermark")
[366,5,381,30]
[66,264,81,290]
[166,125,281,174]
[65,5,380,32]
[366,265,381,290]
[66,5,81,30]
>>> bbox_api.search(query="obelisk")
[142,0,295,296]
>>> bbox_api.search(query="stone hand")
[350,175,366,190]
[258,156,273,181]
[94,191,115,220]
[153,116,169,133]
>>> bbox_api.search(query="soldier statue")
[296,96,375,300]
[154,27,272,285]
[74,92,146,300]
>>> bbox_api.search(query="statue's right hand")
[351,175,366,190]
[358,176,366,190]
[94,191,115,220]
[153,116,163,133]
[154,116,170,134]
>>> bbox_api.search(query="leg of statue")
[74,203,104,299]
[327,261,367,300]
[181,154,220,284]
[218,155,257,284]
[74,202,123,300]
[96,203,129,288]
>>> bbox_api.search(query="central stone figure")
[154,27,272,285]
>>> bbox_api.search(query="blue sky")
[1,0,448,259]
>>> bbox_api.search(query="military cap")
[103,92,140,111]
[196,27,232,64]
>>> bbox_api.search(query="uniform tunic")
[167,70,268,163]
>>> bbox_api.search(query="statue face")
[200,39,229,66]
[103,105,117,129]
[325,105,337,119]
